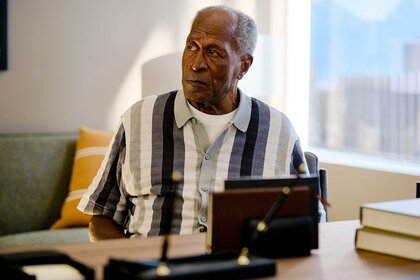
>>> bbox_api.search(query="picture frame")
[0,0,7,71]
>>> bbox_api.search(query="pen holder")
[104,252,276,280]
[242,216,314,258]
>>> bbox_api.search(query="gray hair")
[194,6,258,56]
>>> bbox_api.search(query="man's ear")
[237,55,253,80]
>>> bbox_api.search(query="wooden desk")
[1,220,419,279]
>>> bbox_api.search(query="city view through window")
[309,0,420,163]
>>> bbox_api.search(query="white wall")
[0,0,197,133]
[0,0,282,133]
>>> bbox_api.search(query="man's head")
[182,6,257,115]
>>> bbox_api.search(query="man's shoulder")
[250,97,289,121]
[123,90,179,115]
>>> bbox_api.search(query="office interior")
[0,0,419,222]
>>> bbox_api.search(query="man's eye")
[207,48,218,56]
[188,44,197,51]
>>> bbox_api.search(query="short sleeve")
[77,123,127,225]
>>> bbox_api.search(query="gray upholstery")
[0,228,89,248]
[0,132,90,248]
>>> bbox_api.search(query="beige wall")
[0,0,284,134]
[322,162,419,221]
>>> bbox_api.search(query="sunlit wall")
[0,0,286,133]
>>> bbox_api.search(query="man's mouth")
[187,79,207,86]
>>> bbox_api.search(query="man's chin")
[183,87,210,99]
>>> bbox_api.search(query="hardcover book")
[355,227,420,261]
[360,198,420,237]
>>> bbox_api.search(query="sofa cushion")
[0,133,77,236]
[0,228,90,248]
[51,127,112,229]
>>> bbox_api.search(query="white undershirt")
[187,102,237,145]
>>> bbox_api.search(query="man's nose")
[190,51,208,71]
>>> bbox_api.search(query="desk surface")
[1,220,419,279]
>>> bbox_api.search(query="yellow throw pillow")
[51,126,112,229]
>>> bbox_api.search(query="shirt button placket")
[198,151,213,228]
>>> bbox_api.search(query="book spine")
[359,206,364,224]
[354,227,360,248]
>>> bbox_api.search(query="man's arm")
[88,215,127,241]
[290,139,309,175]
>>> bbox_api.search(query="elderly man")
[78,5,324,241]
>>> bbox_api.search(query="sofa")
[0,130,111,248]
[0,129,327,248]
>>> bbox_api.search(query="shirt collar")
[174,88,252,132]
[174,89,193,128]
[232,89,252,132]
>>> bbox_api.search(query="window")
[310,0,420,164]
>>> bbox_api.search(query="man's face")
[181,9,245,114]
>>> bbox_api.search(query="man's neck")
[189,89,239,115]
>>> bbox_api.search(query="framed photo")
[0,0,7,70]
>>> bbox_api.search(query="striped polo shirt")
[77,89,310,237]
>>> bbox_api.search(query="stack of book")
[355,198,420,261]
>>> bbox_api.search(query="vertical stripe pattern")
[240,100,259,176]
[78,89,309,237]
